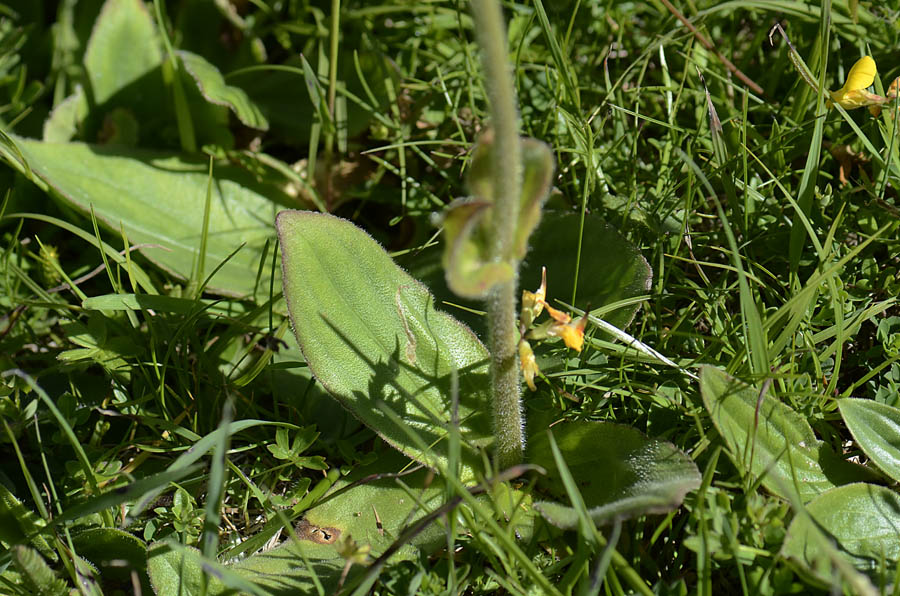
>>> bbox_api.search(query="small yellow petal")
[549,316,587,352]
[520,267,547,329]
[843,55,876,93]
[833,88,887,110]
[543,302,572,325]
[519,340,539,391]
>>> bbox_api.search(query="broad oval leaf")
[148,543,266,596]
[700,366,871,503]
[522,210,652,331]
[71,528,148,586]
[277,211,492,477]
[783,483,900,583]
[149,451,518,595]
[80,0,171,145]
[227,541,348,595]
[302,457,446,559]
[6,136,285,297]
[839,398,900,483]
[529,420,700,527]
[84,0,162,107]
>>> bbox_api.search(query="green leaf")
[302,453,447,558]
[10,545,69,596]
[0,483,55,560]
[82,293,224,314]
[148,451,454,596]
[461,133,554,262]
[42,86,88,142]
[529,420,700,527]
[465,133,497,203]
[128,420,297,522]
[178,50,269,131]
[147,543,229,596]
[51,465,203,529]
[231,453,450,594]
[783,483,900,583]
[84,0,162,107]
[440,198,513,299]
[522,210,652,330]
[72,528,148,586]
[439,134,553,299]
[277,211,492,478]
[700,366,870,503]
[513,138,555,259]
[409,210,652,335]
[839,398,900,483]
[7,136,285,297]
[227,540,347,595]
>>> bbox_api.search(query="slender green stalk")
[325,0,340,157]
[471,0,523,468]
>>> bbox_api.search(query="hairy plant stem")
[471,0,524,468]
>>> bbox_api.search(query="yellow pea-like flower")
[829,55,885,110]
[548,316,588,353]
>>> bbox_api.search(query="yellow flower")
[547,315,588,352]
[518,266,591,388]
[520,267,546,329]
[519,339,539,391]
[828,56,886,110]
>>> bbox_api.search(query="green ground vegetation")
[1,0,900,594]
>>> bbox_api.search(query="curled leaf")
[440,198,513,299]
[513,139,554,259]
[461,131,554,255]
